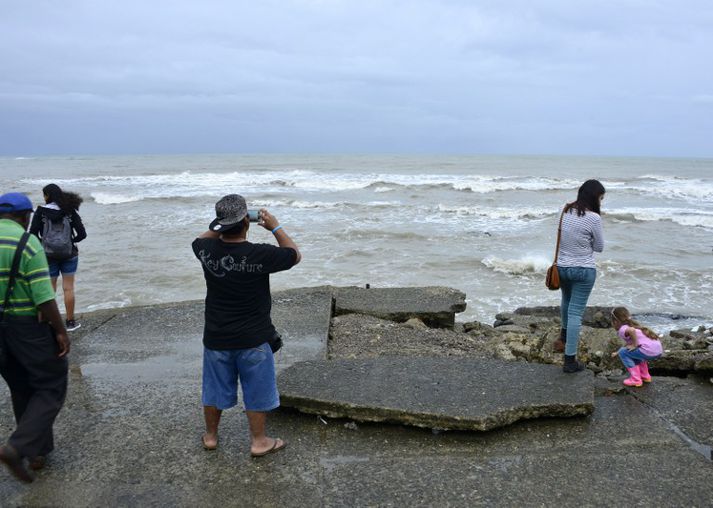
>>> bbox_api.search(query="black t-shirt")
[192,238,297,350]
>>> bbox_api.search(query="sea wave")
[481,254,552,275]
[437,204,554,220]
[91,192,144,205]
[628,174,713,202]
[607,208,713,229]
[23,171,583,196]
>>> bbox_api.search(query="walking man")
[192,194,301,457]
[0,193,70,483]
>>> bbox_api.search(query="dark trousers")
[0,319,68,458]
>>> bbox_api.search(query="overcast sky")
[1,0,711,157]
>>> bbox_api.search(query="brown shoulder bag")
[545,208,565,290]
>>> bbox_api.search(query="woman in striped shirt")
[552,179,606,373]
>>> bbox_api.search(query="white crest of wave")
[91,192,142,205]
[23,171,583,195]
[629,175,713,202]
[608,207,713,229]
[482,254,552,275]
[437,204,554,220]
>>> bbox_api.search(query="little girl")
[610,306,663,387]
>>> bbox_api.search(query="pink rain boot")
[639,362,652,383]
[623,365,643,387]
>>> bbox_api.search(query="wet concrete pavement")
[1,288,713,506]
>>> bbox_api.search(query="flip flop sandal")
[202,435,218,451]
[251,438,286,458]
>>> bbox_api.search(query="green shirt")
[0,218,55,316]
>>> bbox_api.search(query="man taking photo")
[192,194,301,457]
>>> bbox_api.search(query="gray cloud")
[1,0,711,156]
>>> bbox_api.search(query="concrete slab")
[278,357,594,431]
[333,286,466,328]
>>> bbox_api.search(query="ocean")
[2,154,712,331]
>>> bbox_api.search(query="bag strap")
[2,232,31,321]
[552,207,566,265]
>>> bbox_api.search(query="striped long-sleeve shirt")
[557,209,604,268]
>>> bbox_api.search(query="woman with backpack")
[30,183,87,331]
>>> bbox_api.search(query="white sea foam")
[628,175,713,203]
[23,171,583,196]
[437,204,554,220]
[607,207,713,229]
[91,192,143,205]
[481,254,552,275]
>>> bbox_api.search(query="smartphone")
[247,209,260,222]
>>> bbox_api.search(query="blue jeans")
[558,266,596,356]
[618,347,661,369]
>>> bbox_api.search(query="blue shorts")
[202,343,280,412]
[48,256,79,278]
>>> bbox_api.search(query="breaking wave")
[481,255,552,275]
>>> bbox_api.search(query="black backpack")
[41,213,74,260]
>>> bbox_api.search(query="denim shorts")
[48,256,79,278]
[202,343,279,412]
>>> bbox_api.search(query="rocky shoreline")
[329,295,713,379]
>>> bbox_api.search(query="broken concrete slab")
[333,286,466,328]
[329,314,491,359]
[278,357,594,431]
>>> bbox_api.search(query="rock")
[493,313,557,332]
[684,338,709,350]
[494,318,515,327]
[481,325,620,371]
[278,357,595,431]
[651,351,697,372]
[492,325,532,335]
[670,328,706,341]
[403,317,427,329]
[333,286,466,329]
[694,355,713,372]
[514,306,614,328]
[462,320,495,334]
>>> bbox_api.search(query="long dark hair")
[565,179,605,216]
[43,183,83,213]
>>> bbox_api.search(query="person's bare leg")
[62,274,75,321]
[203,406,222,449]
[247,411,284,455]
[51,277,58,293]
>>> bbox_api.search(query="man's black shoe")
[0,444,34,483]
